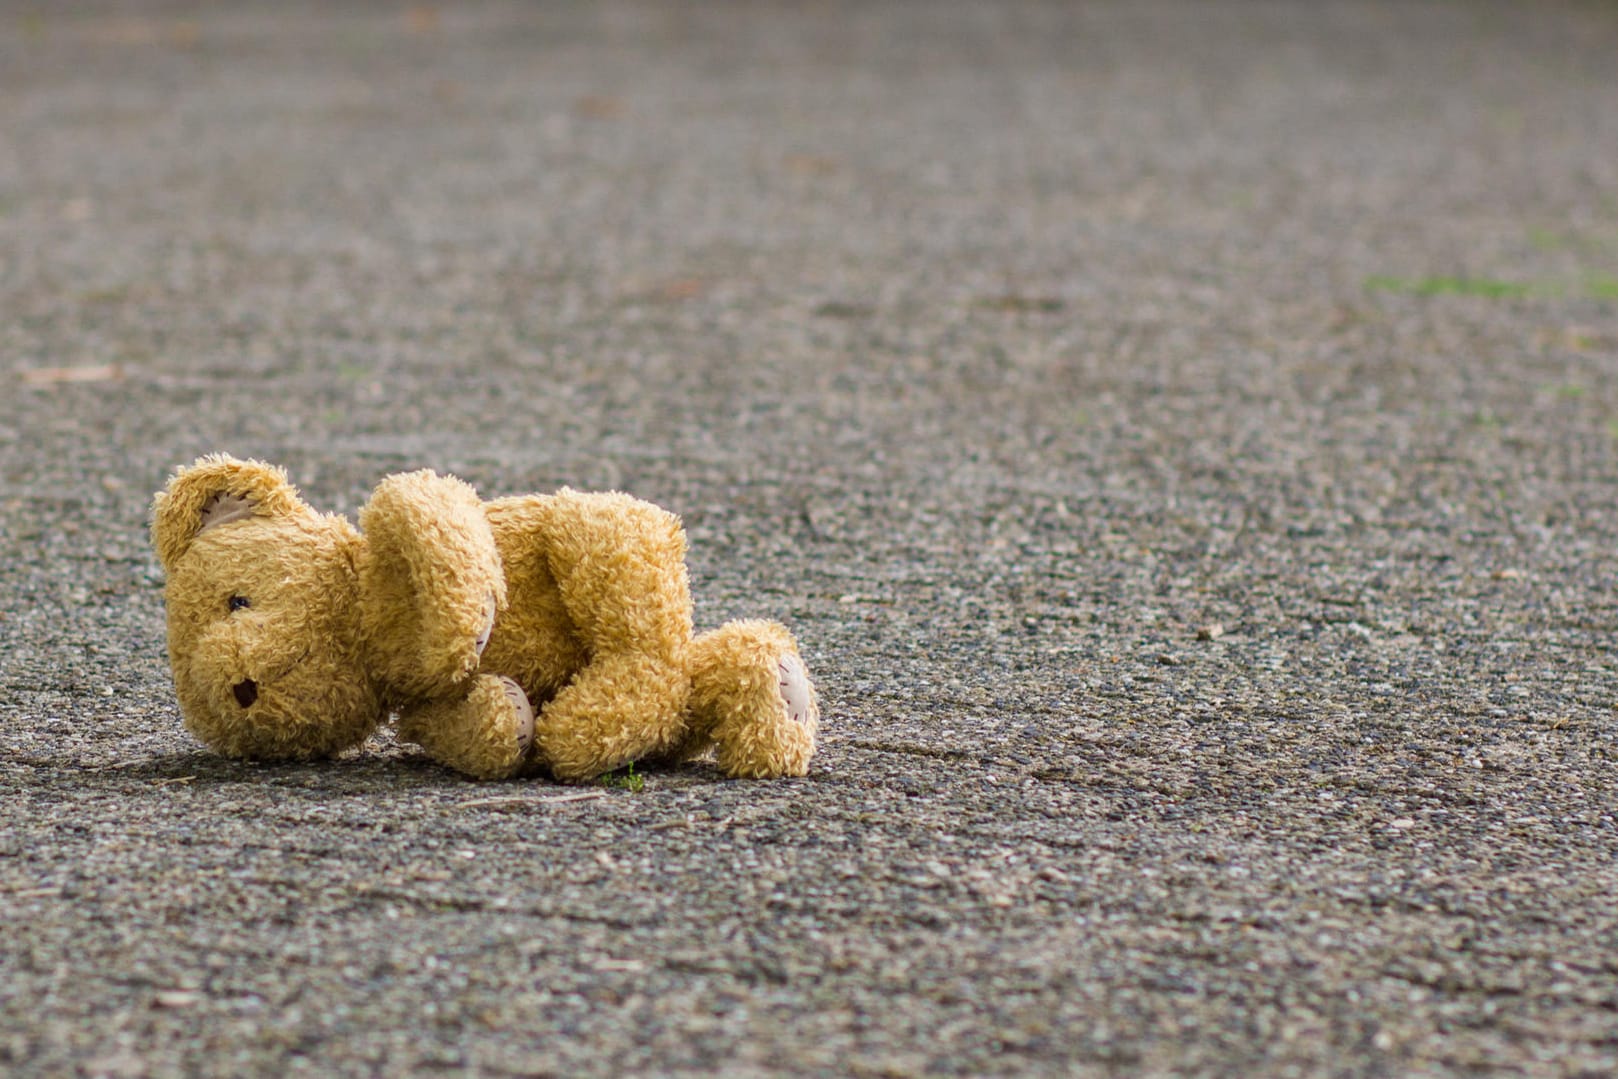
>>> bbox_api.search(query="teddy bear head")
[152,455,508,764]
[151,455,382,761]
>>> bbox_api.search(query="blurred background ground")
[2,2,1618,1076]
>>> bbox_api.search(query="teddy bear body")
[152,456,818,781]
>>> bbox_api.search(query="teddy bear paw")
[497,676,535,755]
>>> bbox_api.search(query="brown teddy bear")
[150,454,818,781]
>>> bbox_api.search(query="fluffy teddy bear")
[150,454,818,781]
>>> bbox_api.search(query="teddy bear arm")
[358,470,507,699]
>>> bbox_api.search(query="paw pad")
[475,593,497,656]
[498,676,535,754]
[777,654,817,727]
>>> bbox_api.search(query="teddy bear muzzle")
[179,647,382,762]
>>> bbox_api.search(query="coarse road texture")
[3,2,1618,1076]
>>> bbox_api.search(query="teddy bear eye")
[228,595,251,612]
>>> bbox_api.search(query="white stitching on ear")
[197,492,256,536]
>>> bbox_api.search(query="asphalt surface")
[3,2,1618,1076]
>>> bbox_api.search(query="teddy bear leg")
[397,674,534,780]
[528,489,703,780]
[531,653,692,782]
[688,620,818,779]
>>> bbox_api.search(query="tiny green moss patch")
[598,761,645,793]
[1364,275,1533,299]
[1586,275,1618,301]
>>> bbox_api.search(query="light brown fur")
[151,455,819,781]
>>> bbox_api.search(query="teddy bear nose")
[232,679,259,708]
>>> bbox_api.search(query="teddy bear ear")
[150,454,309,571]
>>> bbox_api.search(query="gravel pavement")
[4,2,1618,1076]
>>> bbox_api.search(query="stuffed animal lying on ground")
[150,454,818,781]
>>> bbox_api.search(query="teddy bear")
[150,454,819,781]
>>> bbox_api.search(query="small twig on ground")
[5,887,61,899]
[451,790,607,810]
[20,363,124,386]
